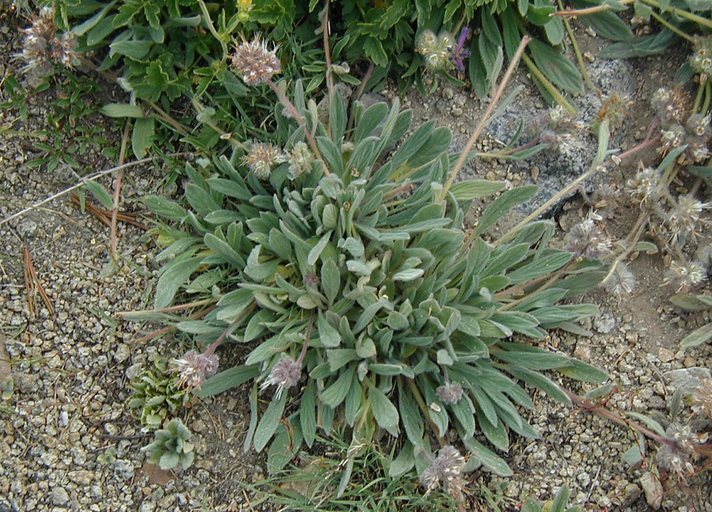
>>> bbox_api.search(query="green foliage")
[670,293,712,348]
[0,71,119,172]
[128,355,190,430]
[593,0,711,69]
[61,0,587,116]
[521,485,581,512]
[145,81,606,486]
[249,436,461,511]
[142,417,195,470]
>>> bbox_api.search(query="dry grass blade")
[110,123,131,259]
[22,246,55,319]
[69,193,146,229]
[0,334,11,388]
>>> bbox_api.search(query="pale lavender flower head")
[173,349,219,391]
[436,382,464,404]
[420,445,466,496]
[230,36,281,86]
[16,6,79,85]
[261,356,302,398]
[564,217,612,259]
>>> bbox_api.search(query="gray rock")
[51,486,70,506]
[113,460,135,481]
[640,472,663,510]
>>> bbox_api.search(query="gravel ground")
[1,7,711,512]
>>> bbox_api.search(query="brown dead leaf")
[140,462,173,485]
[0,334,11,383]
[70,193,147,229]
[23,246,55,319]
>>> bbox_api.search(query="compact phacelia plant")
[128,355,191,430]
[142,417,195,470]
[142,40,607,491]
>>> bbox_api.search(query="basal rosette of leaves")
[143,82,608,486]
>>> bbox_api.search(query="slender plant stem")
[267,80,327,175]
[552,0,635,16]
[406,378,446,448]
[558,0,595,91]
[522,54,577,114]
[565,389,680,449]
[495,129,658,246]
[1,154,191,227]
[322,0,335,98]
[147,101,190,137]
[693,79,706,113]
[297,314,316,365]
[641,0,712,28]
[191,98,246,150]
[197,0,228,58]
[440,36,531,201]
[205,305,255,355]
[601,210,649,285]
[110,122,131,260]
[116,298,214,317]
[650,11,695,42]
[702,80,712,113]
[554,0,712,29]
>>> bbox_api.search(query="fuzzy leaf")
[369,386,399,436]
[318,312,342,348]
[476,186,538,235]
[253,392,287,452]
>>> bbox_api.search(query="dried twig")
[22,246,55,319]
[440,36,531,201]
[0,152,191,227]
[110,122,131,259]
[69,194,146,229]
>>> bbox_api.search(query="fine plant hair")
[135,32,610,498]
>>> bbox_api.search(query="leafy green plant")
[670,293,712,348]
[138,54,609,496]
[520,485,581,512]
[581,0,712,112]
[58,0,594,122]
[249,436,462,511]
[128,354,190,430]
[142,417,195,470]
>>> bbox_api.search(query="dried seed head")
[591,184,621,210]
[690,36,712,76]
[242,142,285,180]
[287,142,314,180]
[597,94,632,132]
[230,36,281,86]
[626,167,661,206]
[665,260,707,292]
[436,382,464,404]
[659,124,686,155]
[15,6,79,84]
[667,195,710,244]
[691,378,712,420]
[651,87,690,124]
[604,262,636,297]
[172,349,220,391]
[686,113,711,138]
[656,423,697,479]
[564,217,613,259]
[420,445,466,498]
[260,356,302,398]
